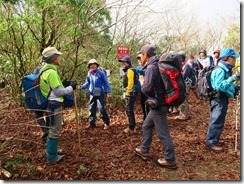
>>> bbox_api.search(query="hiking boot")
[156,159,177,170]
[206,145,223,153]
[104,124,110,130]
[86,124,95,129]
[134,148,150,160]
[47,154,65,164]
[124,127,135,134]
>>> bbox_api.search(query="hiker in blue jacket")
[80,59,111,130]
[206,48,240,152]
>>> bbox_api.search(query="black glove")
[70,81,77,90]
[62,79,71,87]
[234,85,240,98]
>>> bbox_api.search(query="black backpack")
[158,53,186,106]
[196,65,223,101]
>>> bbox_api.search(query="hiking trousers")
[47,106,63,139]
[140,106,176,164]
[88,94,110,126]
[206,96,229,146]
[178,85,190,117]
[125,93,138,130]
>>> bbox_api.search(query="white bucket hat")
[88,59,99,68]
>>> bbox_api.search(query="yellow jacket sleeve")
[234,60,240,73]
[125,69,134,96]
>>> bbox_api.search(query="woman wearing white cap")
[80,59,111,130]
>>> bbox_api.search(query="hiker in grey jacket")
[134,45,177,169]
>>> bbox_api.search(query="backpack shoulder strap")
[213,66,227,79]
[39,67,55,98]
[40,67,54,74]
[130,67,139,85]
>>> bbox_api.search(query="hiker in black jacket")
[134,45,177,169]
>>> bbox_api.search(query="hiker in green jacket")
[40,46,77,163]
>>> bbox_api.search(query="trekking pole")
[234,95,239,152]
[73,90,82,154]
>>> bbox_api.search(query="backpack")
[99,67,107,77]
[158,53,186,106]
[22,68,53,110]
[184,65,198,88]
[196,65,222,101]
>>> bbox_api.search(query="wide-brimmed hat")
[88,59,99,68]
[42,47,62,58]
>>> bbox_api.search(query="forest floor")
[0,88,240,181]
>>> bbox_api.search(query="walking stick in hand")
[234,95,239,152]
[73,90,82,154]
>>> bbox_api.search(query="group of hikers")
[32,45,240,169]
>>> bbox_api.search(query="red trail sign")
[117,46,129,59]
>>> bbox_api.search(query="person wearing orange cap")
[213,49,220,66]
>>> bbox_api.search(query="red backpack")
[158,53,186,106]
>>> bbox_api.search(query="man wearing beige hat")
[40,46,77,163]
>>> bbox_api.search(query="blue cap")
[219,48,239,59]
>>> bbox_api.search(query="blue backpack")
[22,68,53,110]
